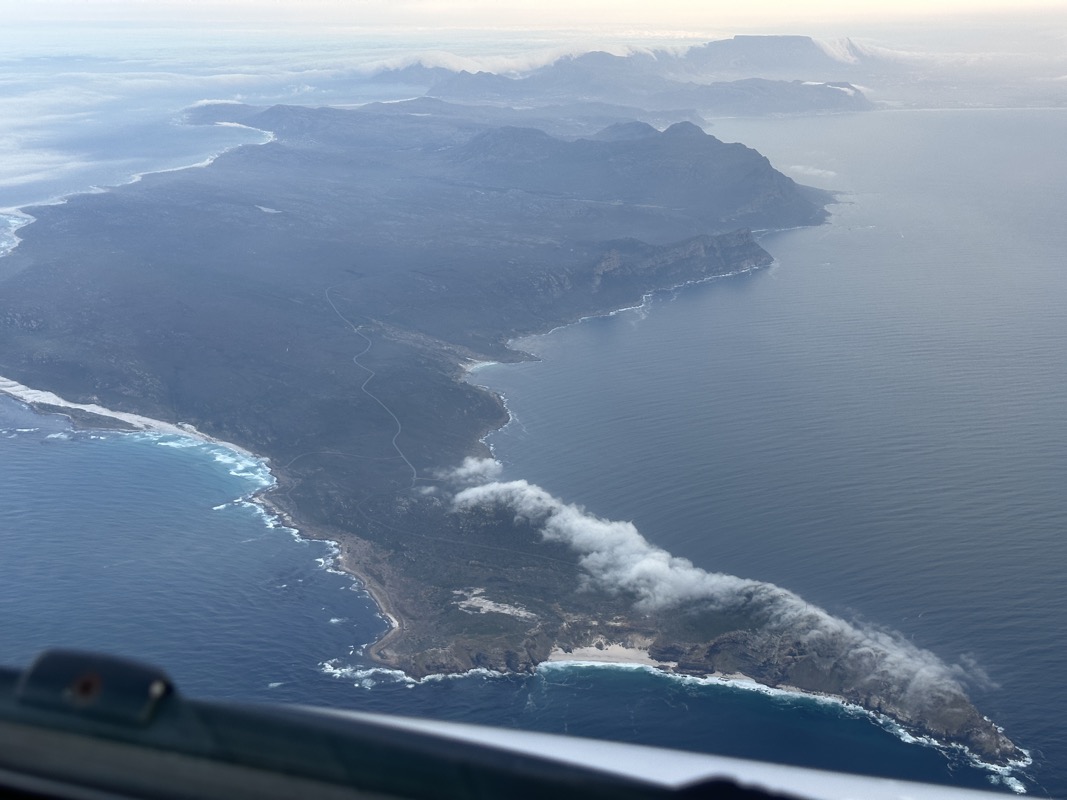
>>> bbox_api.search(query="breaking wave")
[320,658,504,690]
[0,210,33,259]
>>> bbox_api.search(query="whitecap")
[155,437,199,449]
[0,210,34,259]
[319,659,505,688]
[300,536,347,577]
[212,449,272,486]
[319,660,416,686]
[417,667,505,683]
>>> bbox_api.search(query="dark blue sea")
[2,109,1065,795]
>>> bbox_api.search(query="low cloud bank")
[455,478,754,611]
[438,456,503,487]
[451,472,985,707]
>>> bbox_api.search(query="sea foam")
[0,211,34,259]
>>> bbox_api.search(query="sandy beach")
[0,375,258,458]
[546,643,667,667]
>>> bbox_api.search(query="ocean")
[0,32,1064,793]
[469,109,1067,793]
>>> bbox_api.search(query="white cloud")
[452,478,989,713]
[787,165,838,179]
[439,456,503,487]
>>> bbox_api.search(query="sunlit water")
[1,67,1064,795]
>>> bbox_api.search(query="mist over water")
[0,24,714,211]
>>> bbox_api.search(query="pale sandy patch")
[547,643,663,666]
[454,588,537,621]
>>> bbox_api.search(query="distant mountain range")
[367,32,1067,113]
[372,36,875,117]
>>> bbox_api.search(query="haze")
[1,0,1063,26]
[2,1,1064,73]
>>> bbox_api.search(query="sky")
[2,0,1065,31]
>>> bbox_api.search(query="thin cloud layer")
[439,456,504,487]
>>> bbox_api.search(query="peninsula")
[0,99,1020,765]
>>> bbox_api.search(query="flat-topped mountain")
[677,35,864,78]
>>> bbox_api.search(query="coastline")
[544,644,848,704]
[0,98,1028,780]
[0,297,1030,781]
[464,256,778,457]
[440,235,1026,773]
[0,375,259,458]
[251,480,401,645]
[1,95,816,699]
[2,205,1026,769]
[0,115,275,264]
[540,646,1032,788]
[513,259,775,347]
[0,371,403,655]
[0,210,34,260]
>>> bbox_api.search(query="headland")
[0,99,1021,766]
